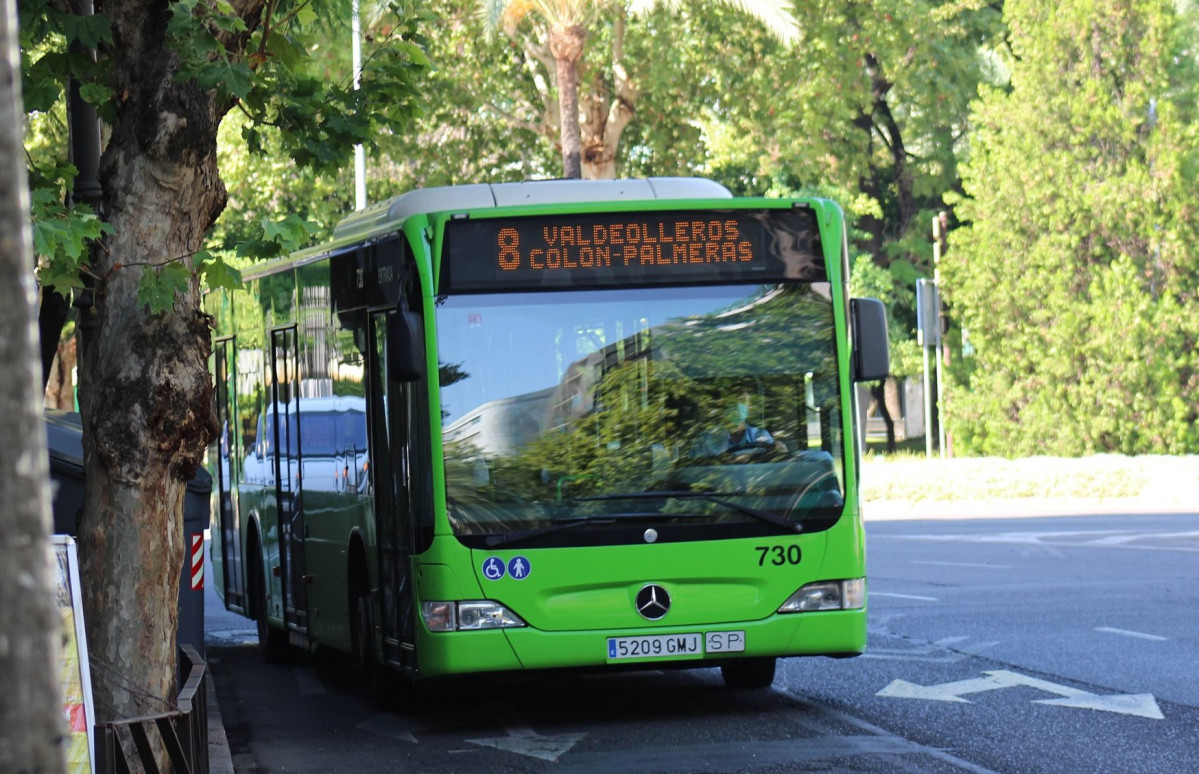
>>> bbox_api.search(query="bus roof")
[239,178,735,281]
[331,177,733,243]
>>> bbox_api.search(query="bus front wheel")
[720,657,776,689]
[250,548,289,663]
[355,595,397,709]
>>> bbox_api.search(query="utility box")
[45,410,211,657]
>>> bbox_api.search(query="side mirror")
[387,309,425,382]
[850,297,890,382]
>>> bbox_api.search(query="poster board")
[53,535,96,774]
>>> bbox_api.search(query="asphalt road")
[207,511,1199,773]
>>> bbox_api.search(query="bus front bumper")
[415,607,866,679]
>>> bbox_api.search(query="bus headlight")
[777,578,866,613]
[421,600,526,632]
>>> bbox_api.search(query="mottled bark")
[580,10,635,180]
[0,0,67,767]
[44,335,77,410]
[549,24,586,179]
[74,0,263,731]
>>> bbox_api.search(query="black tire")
[354,595,419,711]
[250,544,290,664]
[720,657,777,689]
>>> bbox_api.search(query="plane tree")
[21,0,428,737]
[1,0,64,769]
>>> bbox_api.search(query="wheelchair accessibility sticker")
[481,555,532,581]
[482,556,505,581]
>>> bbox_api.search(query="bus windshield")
[436,283,845,545]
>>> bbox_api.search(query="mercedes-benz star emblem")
[636,584,671,620]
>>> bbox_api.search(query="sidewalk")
[864,495,1198,521]
[208,672,235,774]
[204,537,257,774]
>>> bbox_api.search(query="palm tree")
[482,0,799,179]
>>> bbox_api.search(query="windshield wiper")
[577,491,801,533]
[485,492,802,547]
[483,516,617,548]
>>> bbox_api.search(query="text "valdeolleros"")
[496,218,754,272]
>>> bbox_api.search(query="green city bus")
[206,177,889,696]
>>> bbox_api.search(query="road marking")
[891,530,1199,553]
[878,669,1163,719]
[860,647,963,663]
[871,592,939,602]
[1096,626,1168,642]
[912,560,1011,569]
[467,723,587,762]
[359,713,418,743]
[776,688,1001,774]
[1088,530,1199,545]
[936,635,1000,654]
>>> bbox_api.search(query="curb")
[207,665,235,774]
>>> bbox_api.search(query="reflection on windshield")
[436,284,844,540]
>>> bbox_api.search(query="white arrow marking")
[358,713,419,743]
[878,670,1163,719]
[466,724,586,762]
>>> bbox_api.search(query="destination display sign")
[441,208,826,292]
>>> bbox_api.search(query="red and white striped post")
[189,533,204,590]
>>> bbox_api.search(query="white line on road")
[777,687,1002,774]
[1095,626,1168,642]
[872,591,939,602]
[912,560,1011,569]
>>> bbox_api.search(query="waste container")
[45,409,211,657]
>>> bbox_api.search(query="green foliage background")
[23,0,1199,457]
[943,0,1199,456]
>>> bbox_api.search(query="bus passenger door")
[270,326,308,634]
[368,311,416,667]
[213,338,245,611]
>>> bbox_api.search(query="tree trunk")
[75,2,226,729]
[548,24,586,179]
[0,0,67,767]
[882,377,903,441]
[44,334,78,410]
[869,381,897,453]
[580,10,635,180]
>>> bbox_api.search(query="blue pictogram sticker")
[481,556,506,581]
[507,555,531,580]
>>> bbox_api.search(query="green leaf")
[137,263,192,314]
[264,33,308,71]
[62,12,113,48]
[78,82,112,106]
[198,252,244,292]
[224,63,254,100]
[23,76,62,114]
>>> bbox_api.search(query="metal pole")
[352,0,366,211]
[933,212,948,458]
[922,343,933,459]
